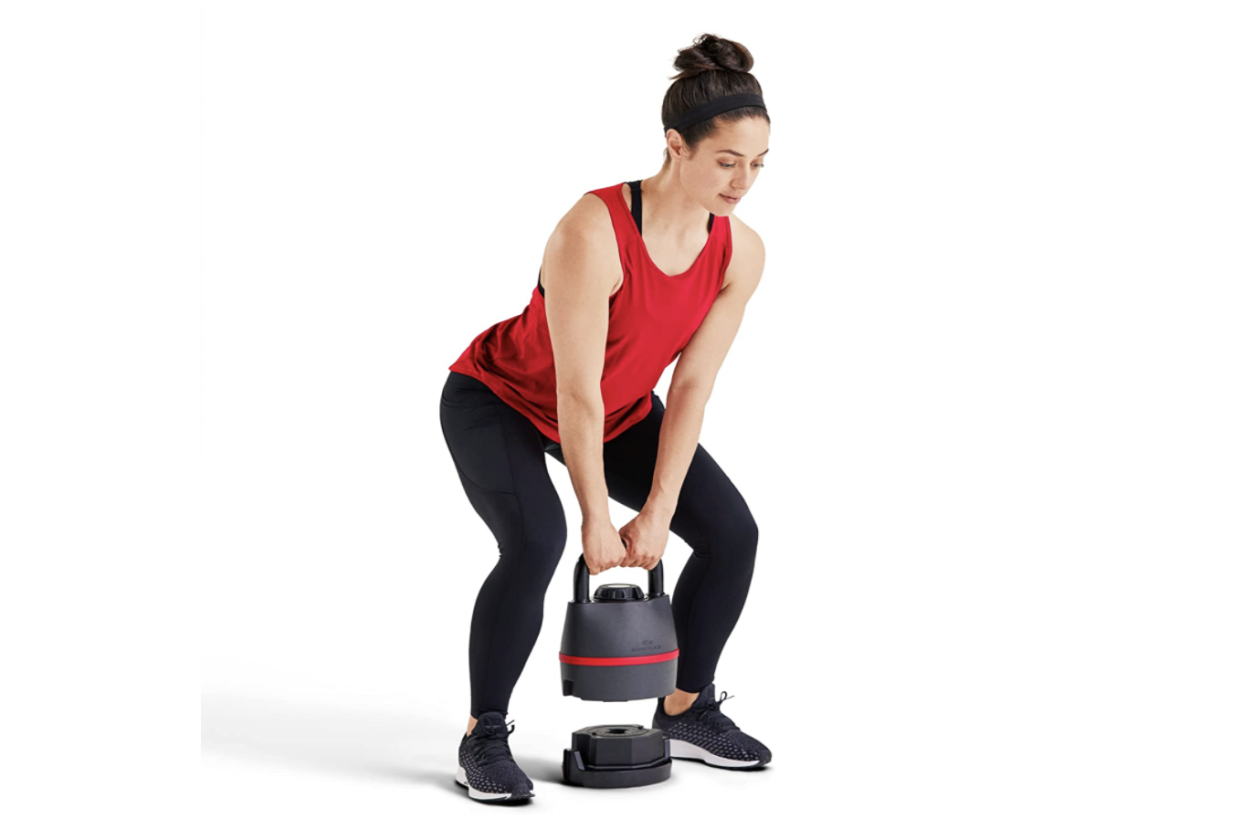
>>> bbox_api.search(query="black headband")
[663,93,767,134]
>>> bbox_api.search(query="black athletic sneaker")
[653,683,772,769]
[455,711,535,803]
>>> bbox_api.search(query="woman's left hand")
[617,509,671,570]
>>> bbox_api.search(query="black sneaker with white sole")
[653,683,772,769]
[455,711,535,803]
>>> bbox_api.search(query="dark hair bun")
[671,33,754,80]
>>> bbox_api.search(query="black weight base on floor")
[562,724,673,788]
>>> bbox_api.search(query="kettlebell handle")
[573,553,664,604]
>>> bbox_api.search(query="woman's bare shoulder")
[721,214,764,291]
[727,213,762,251]
[561,191,615,238]
[540,192,621,296]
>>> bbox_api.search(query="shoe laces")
[469,717,517,767]
[694,690,740,733]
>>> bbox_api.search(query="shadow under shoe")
[456,711,536,803]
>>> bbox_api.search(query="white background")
[1,1,1239,837]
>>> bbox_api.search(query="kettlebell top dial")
[593,583,644,602]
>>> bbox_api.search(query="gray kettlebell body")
[559,554,679,701]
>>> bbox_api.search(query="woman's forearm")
[556,392,612,524]
[644,387,708,520]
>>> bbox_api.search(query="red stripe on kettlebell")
[558,649,679,666]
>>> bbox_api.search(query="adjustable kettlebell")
[558,553,679,701]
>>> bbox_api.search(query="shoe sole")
[667,738,769,769]
[456,765,535,802]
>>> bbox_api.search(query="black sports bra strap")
[628,179,715,235]
[628,180,643,234]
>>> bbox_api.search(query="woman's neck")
[638,170,711,240]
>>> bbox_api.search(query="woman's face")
[679,116,769,216]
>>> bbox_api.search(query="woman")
[441,33,771,803]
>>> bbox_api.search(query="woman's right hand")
[582,520,628,575]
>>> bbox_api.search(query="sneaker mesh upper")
[458,711,533,796]
[654,684,772,763]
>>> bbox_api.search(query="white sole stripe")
[668,738,761,767]
[456,764,527,800]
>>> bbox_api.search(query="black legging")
[439,370,759,719]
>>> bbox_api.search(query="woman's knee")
[676,450,759,557]
[711,482,758,547]
[498,518,568,588]
[727,506,759,556]
[680,500,758,562]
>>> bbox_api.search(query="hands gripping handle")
[573,554,665,604]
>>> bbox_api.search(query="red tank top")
[448,180,732,444]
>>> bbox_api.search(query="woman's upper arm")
[540,195,620,402]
